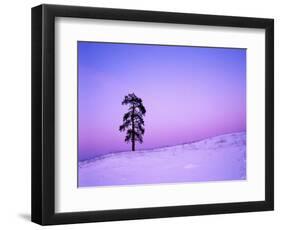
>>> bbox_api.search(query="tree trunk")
[132,105,135,151]
[132,138,135,151]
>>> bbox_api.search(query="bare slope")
[79,132,246,187]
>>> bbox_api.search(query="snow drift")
[78,132,246,187]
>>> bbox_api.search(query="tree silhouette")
[119,93,146,151]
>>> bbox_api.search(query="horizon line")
[79,130,246,163]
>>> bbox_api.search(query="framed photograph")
[31,4,274,225]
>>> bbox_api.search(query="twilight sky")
[78,42,246,161]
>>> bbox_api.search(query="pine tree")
[119,93,146,151]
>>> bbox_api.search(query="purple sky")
[78,42,246,161]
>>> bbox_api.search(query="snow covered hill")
[78,132,246,187]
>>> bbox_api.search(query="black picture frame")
[31,4,274,225]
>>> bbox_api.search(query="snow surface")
[78,132,246,187]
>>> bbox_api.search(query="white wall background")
[0,0,278,228]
